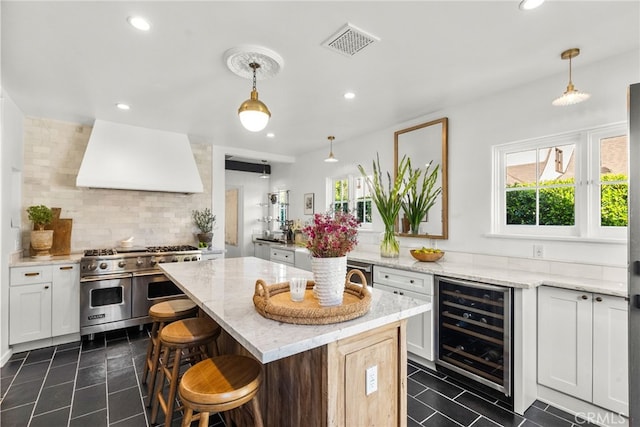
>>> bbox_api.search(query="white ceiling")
[2,1,639,160]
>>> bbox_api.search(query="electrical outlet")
[533,244,544,258]
[366,365,378,395]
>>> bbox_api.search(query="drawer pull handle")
[24,272,40,277]
[595,296,603,302]
[581,295,588,300]
[59,266,73,270]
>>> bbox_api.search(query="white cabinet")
[537,286,628,415]
[270,247,295,266]
[254,242,271,260]
[52,264,80,336]
[10,263,79,345]
[373,266,433,361]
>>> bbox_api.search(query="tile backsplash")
[21,117,212,252]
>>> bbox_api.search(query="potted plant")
[302,210,360,306]
[401,159,442,235]
[27,205,54,257]
[358,154,418,258]
[192,208,216,248]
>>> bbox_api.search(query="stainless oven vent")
[322,23,380,57]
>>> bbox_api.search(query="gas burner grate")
[146,245,199,253]
[84,248,117,257]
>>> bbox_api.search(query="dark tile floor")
[0,326,597,427]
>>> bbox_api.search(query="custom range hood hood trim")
[76,120,204,194]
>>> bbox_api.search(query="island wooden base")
[216,320,408,427]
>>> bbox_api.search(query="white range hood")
[76,120,203,193]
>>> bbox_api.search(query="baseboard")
[0,348,13,367]
[537,385,628,427]
[10,333,81,354]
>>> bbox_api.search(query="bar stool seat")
[142,298,198,407]
[150,317,221,427]
[179,355,264,427]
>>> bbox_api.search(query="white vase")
[311,256,347,307]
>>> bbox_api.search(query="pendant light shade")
[552,48,591,107]
[324,136,338,163]
[238,63,271,132]
[259,160,269,179]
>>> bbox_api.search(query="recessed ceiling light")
[266,133,275,138]
[344,92,356,100]
[127,16,151,31]
[116,103,130,110]
[519,0,544,10]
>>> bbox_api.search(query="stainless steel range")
[79,245,201,336]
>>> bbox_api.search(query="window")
[494,123,627,240]
[329,176,373,228]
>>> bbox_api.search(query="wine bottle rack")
[435,276,512,396]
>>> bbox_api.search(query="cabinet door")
[254,242,270,260]
[9,283,52,344]
[375,283,433,361]
[592,294,629,415]
[537,287,592,402]
[52,264,80,336]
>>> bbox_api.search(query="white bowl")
[120,240,133,248]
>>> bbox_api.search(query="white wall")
[270,49,639,267]
[225,169,270,257]
[1,91,25,364]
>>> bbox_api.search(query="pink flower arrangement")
[303,211,360,258]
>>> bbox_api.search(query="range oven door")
[80,274,132,327]
[131,271,185,318]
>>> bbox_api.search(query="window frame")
[492,122,627,241]
[327,175,373,229]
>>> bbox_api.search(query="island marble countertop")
[347,249,628,298]
[160,257,430,364]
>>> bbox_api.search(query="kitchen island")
[160,256,430,427]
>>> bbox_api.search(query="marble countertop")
[160,257,430,364]
[10,252,82,267]
[347,249,628,298]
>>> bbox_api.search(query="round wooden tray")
[253,270,371,325]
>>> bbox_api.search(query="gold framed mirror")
[394,117,448,239]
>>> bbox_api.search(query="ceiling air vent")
[322,23,380,57]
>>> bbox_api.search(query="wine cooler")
[435,276,513,398]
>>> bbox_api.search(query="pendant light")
[324,136,338,163]
[259,160,269,179]
[552,48,591,107]
[238,62,271,132]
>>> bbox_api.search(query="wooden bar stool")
[150,317,221,427]
[178,355,264,427]
[142,298,198,407]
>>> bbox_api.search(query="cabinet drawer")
[270,248,295,265]
[10,265,53,286]
[373,266,433,295]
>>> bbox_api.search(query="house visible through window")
[494,123,627,239]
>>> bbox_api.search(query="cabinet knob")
[44,285,49,289]
[595,296,603,302]
[384,275,389,279]
[399,291,404,296]
[409,280,414,284]
[581,294,588,300]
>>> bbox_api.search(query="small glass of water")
[289,278,307,302]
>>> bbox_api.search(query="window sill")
[484,232,626,245]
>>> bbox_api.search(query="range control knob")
[157,257,166,264]
[184,257,191,262]
[191,256,199,261]
[149,257,157,266]
[171,256,179,263]
[136,257,144,267]
[118,261,126,268]
[99,262,108,270]
[88,263,98,271]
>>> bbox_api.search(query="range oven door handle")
[80,273,132,283]
[347,263,372,273]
